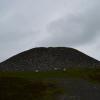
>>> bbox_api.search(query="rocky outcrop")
[0,47,100,71]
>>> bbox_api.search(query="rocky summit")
[0,47,100,71]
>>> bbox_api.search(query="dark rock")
[0,47,100,71]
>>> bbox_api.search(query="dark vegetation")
[0,69,100,83]
[0,69,100,100]
[0,47,100,71]
[0,77,64,100]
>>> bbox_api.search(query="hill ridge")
[0,47,100,71]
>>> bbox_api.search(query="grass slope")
[0,68,100,100]
[0,68,100,82]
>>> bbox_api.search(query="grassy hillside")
[0,68,100,100]
[0,68,100,83]
[0,77,64,100]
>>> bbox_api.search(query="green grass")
[0,68,100,83]
[0,77,64,100]
[0,68,100,100]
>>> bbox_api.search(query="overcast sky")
[0,0,100,62]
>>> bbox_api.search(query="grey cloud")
[39,2,100,47]
[0,0,71,62]
[0,0,100,61]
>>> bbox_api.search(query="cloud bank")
[0,0,100,61]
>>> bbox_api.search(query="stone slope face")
[0,47,100,71]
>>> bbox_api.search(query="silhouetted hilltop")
[0,47,100,71]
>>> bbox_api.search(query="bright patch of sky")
[0,0,100,62]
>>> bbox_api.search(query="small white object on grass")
[35,70,39,72]
[54,68,58,70]
[63,68,66,71]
